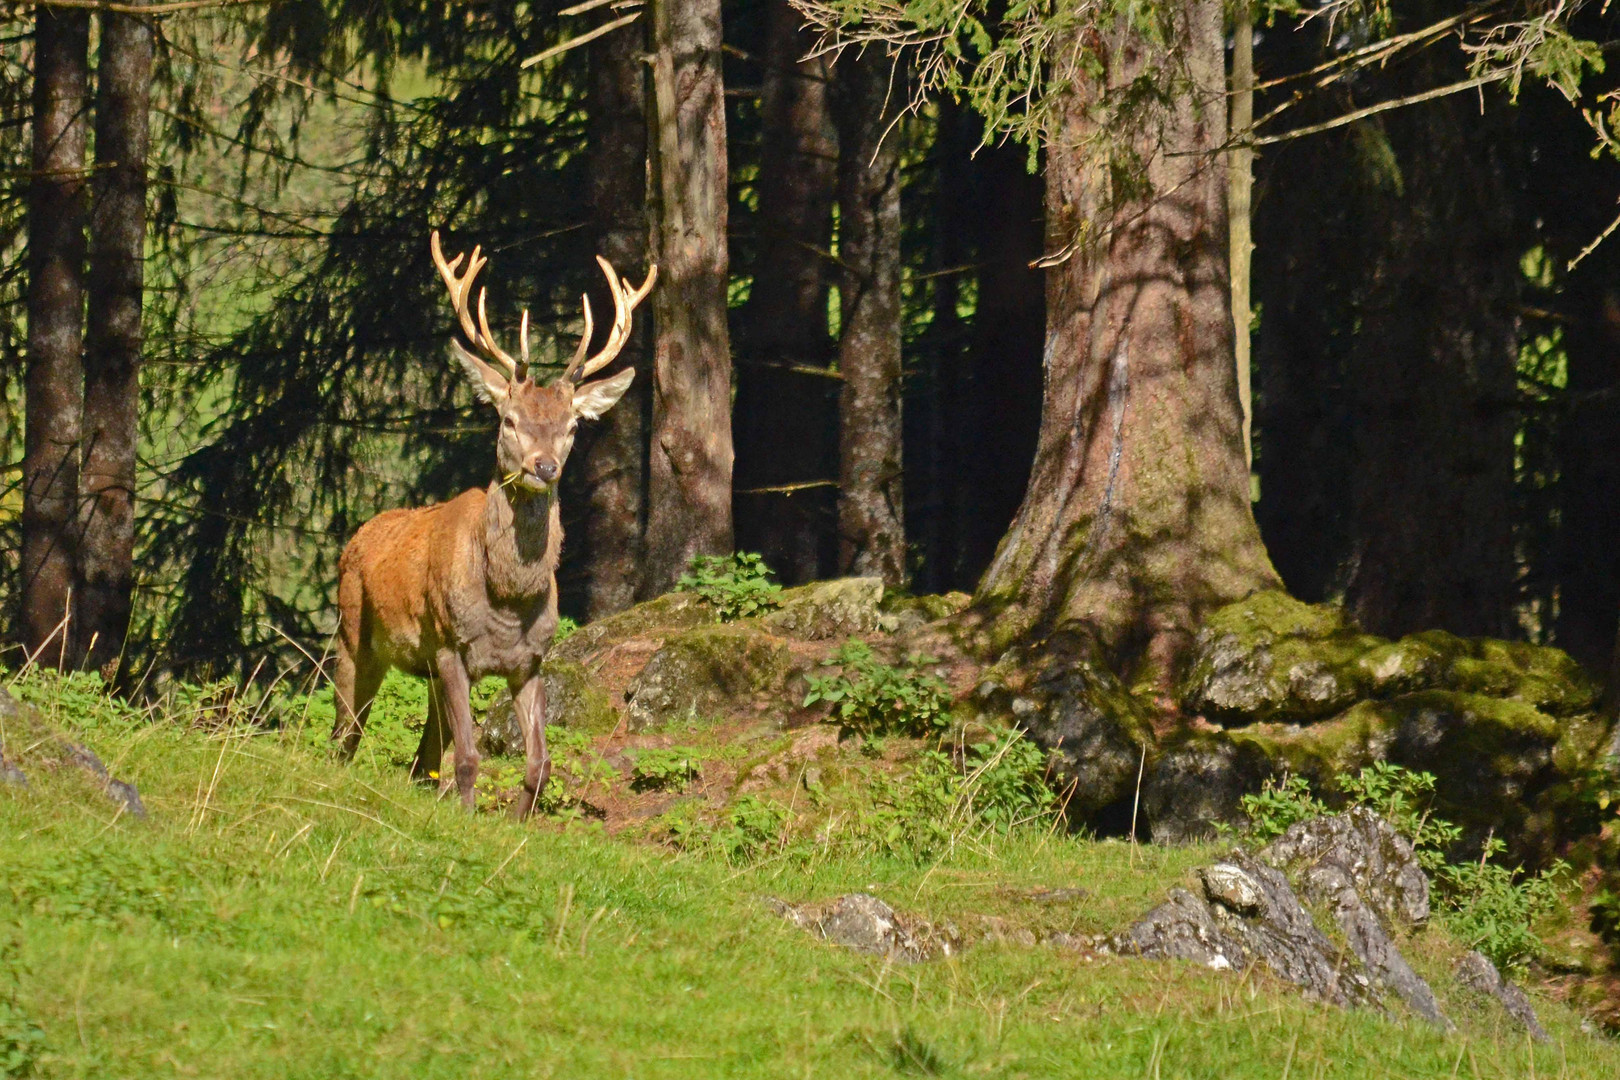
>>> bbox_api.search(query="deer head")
[429,230,656,493]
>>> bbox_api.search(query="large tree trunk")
[79,4,153,674]
[733,0,837,584]
[21,7,90,662]
[976,2,1278,689]
[581,12,649,621]
[1340,97,1519,640]
[642,0,734,596]
[833,48,905,584]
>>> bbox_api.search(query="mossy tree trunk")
[642,0,735,596]
[581,12,650,620]
[834,47,906,585]
[79,2,154,674]
[975,1,1279,692]
[22,6,90,662]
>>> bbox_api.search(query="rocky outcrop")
[768,893,961,962]
[761,578,890,640]
[971,632,1154,823]
[1135,591,1613,854]
[479,659,622,756]
[624,625,802,731]
[0,686,145,816]
[1122,811,1549,1036]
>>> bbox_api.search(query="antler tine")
[562,293,597,383]
[475,286,523,381]
[429,230,487,346]
[576,257,658,382]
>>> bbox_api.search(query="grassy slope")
[3,685,1618,1079]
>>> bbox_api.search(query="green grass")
[2,676,1618,1078]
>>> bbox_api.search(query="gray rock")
[478,660,621,757]
[624,625,799,731]
[761,578,889,640]
[1123,852,1377,1008]
[1455,950,1550,1042]
[976,633,1151,822]
[1142,733,1273,843]
[65,740,147,819]
[1126,812,1458,1028]
[1262,808,1430,928]
[768,893,959,962]
[1261,809,1445,1027]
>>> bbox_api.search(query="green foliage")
[555,616,580,643]
[630,748,700,793]
[1237,762,1565,971]
[1237,774,1328,844]
[861,730,1058,861]
[0,935,44,1079]
[669,795,788,864]
[676,553,783,622]
[803,640,953,738]
[1435,836,1568,973]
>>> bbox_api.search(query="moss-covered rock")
[550,591,710,665]
[1442,637,1601,716]
[1180,590,1381,724]
[881,591,973,634]
[478,658,621,757]
[972,631,1155,823]
[761,577,888,640]
[623,624,802,731]
[1143,687,1610,860]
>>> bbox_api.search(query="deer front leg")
[511,674,550,820]
[433,649,479,810]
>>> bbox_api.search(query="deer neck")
[481,480,559,605]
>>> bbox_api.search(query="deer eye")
[503,415,516,429]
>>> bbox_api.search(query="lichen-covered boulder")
[768,893,960,962]
[1180,591,1382,725]
[1142,732,1274,843]
[882,591,972,634]
[549,591,711,666]
[761,577,888,640]
[623,624,801,731]
[973,632,1153,822]
[479,658,621,757]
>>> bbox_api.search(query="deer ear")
[451,339,509,405]
[572,367,635,420]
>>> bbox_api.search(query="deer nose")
[529,457,559,482]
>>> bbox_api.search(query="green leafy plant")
[861,730,1058,860]
[1338,762,1461,869]
[555,616,580,643]
[630,748,700,792]
[0,935,44,1079]
[1238,773,1328,844]
[1436,835,1568,972]
[676,552,782,621]
[802,640,953,738]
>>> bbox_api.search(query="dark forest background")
[1,0,1618,686]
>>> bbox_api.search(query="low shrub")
[676,552,782,622]
[802,640,953,739]
[630,748,700,792]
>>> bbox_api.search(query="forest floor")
[3,666,1620,1079]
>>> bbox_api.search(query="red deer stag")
[332,231,655,818]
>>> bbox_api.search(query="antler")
[429,230,531,382]
[563,256,658,384]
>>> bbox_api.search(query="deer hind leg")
[433,649,479,810]
[333,643,384,760]
[410,675,451,783]
[511,674,550,820]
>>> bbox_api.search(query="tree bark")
[79,3,153,674]
[641,0,734,596]
[733,0,837,584]
[1340,103,1519,640]
[581,12,649,621]
[975,2,1278,689]
[1229,1,1254,469]
[834,47,905,584]
[22,7,90,662]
